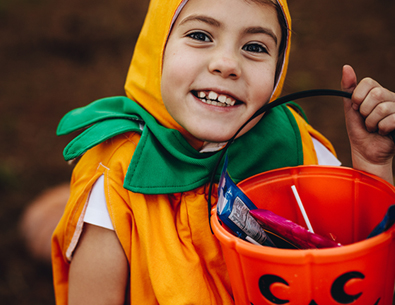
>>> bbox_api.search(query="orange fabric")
[52,132,234,304]
[288,107,337,165]
[51,114,334,304]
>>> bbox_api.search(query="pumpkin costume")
[52,0,337,304]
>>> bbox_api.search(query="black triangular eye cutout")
[309,301,318,305]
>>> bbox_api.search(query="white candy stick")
[291,185,314,233]
[246,236,261,246]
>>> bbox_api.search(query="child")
[52,0,395,304]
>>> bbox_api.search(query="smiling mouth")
[192,90,240,107]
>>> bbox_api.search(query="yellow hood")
[124,0,292,144]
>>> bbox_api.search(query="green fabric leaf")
[63,118,143,161]
[57,96,304,194]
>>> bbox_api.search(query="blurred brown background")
[0,0,394,304]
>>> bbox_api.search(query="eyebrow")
[179,14,278,46]
[179,14,221,27]
[244,27,278,46]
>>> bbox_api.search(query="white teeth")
[196,90,237,107]
[198,91,206,98]
[218,95,227,104]
[208,91,218,100]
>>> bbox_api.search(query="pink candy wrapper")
[250,209,341,249]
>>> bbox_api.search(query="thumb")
[341,64,357,94]
[342,64,365,143]
[341,64,358,112]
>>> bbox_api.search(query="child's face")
[161,0,282,143]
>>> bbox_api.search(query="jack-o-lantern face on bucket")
[232,241,395,305]
[249,272,382,305]
[212,166,395,305]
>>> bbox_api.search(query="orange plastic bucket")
[211,165,395,305]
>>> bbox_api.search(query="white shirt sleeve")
[312,137,341,166]
[84,175,114,230]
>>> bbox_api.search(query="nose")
[208,48,241,79]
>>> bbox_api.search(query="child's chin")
[195,133,234,144]
[187,125,241,143]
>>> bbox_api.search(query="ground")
[0,0,394,303]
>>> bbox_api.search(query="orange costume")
[52,0,336,304]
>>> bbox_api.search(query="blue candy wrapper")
[367,204,395,239]
[217,156,275,247]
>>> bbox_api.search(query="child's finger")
[377,114,395,136]
[352,78,383,112]
[341,65,359,114]
[342,65,364,132]
[364,101,395,133]
[358,86,395,119]
[341,65,357,94]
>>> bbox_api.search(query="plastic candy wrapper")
[217,156,275,247]
[250,209,342,249]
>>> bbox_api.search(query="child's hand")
[341,65,395,184]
